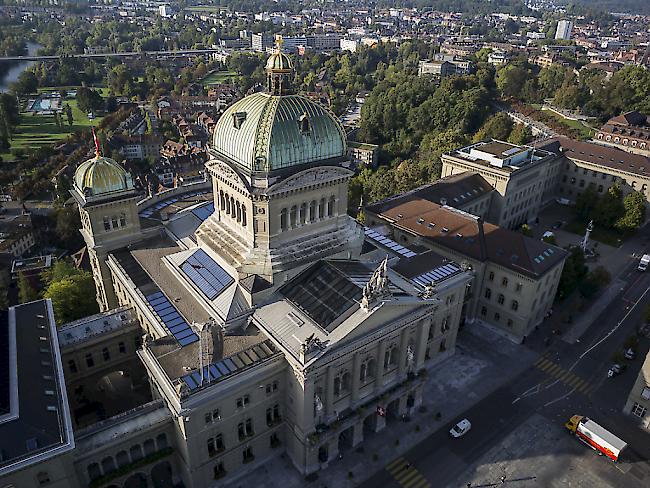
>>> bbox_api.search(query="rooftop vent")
[441,227,449,233]
[397,214,403,219]
[456,233,463,238]
[417,218,425,224]
[427,222,436,229]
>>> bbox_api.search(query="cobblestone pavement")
[225,326,537,488]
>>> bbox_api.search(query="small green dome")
[211,92,347,174]
[74,155,133,197]
[265,51,293,72]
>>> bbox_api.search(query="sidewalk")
[226,325,538,488]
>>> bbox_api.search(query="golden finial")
[275,36,283,53]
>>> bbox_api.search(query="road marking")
[386,457,430,488]
[534,359,592,396]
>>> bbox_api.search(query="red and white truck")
[564,415,627,462]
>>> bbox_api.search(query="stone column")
[351,352,361,403]
[325,366,334,418]
[375,340,387,391]
[415,319,429,369]
[398,327,410,375]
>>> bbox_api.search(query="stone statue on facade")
[361,256,391,311]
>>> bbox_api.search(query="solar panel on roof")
[215,362,230,375]
[184,375,198,389]
[181,249,233,300]
[146,291,164,301]
[230,356,246,369]
[178,334,199,346]
[223,358,238,371]
[208,365,222,380]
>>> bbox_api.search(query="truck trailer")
[565,415,627,462]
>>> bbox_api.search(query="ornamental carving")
[361,257,391,311]
[209,160,250,191]
[268,166,352,195]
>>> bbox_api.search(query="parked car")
[552,220,566,230]
[608,363,626,378]
[450,419,472,438]
[624,348,636,360]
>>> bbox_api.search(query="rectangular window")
[103,216,111,231]
[243,447,254,463]
[119,342,126,353]
[119,213,127,227]
[214,462,226,479]
[111,216,119,228]
[85,353,94,368]
[632,402,647,418]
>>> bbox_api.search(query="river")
[0,41,43,92]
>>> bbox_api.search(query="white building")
[555,20,573,40]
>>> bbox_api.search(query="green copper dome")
[74,155,134,197]
[211,92,347,174]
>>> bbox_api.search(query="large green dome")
[74,155,134,197]
[211,92,347,175]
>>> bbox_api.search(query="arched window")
[360,362,367,383]
[87,463,101,481]
[290,206,297,228]
[225,194,231,215]
[309,200,316,221]
[333,376,341,396]
[280,208,288,231]
[230,196,235,218]
[236,201,241,222]
[300,202,307,225]
[143,439,156,456]
[220,191,226,210]
[101,457,116,474]
[319,198,325,219]
[129,444,143,462]
[511,300,519,311]
[327,196,335,217]
[498,294,505,305]
[341,372,350,391]
[242,206,247,227]
[116,450,129,468]
[389,347,399,367]
[367,358,375,379]
[156,433,168,450]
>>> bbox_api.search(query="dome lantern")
[266,37,293,96]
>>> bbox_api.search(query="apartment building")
[623,351,650,428]
[595,111,650,157]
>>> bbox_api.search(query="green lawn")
[201,71,237,86]
[564,219,628,247]
[0,104,104,162]
[540,108,596,139]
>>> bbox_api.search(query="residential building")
[623,351,650,428]
[108,134,163,162]
[418,60,456,78]
[365,199,568,343]
[348,141,379,169]
[441,141,563,229]
[0,212,36,258]
[252,33,273,52]
[595,111,650,157]
[487,51,511,66]
[555,20,573,40]
[340,38,359,52]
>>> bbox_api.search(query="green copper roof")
[265,51,293,71]
[74,155,133,197]
[212,92,347,174]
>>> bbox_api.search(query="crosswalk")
[534,356,592,395]
[386,457,430,488]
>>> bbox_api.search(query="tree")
[507,123,532,145]
[65,104,73,127]
[10,70,38,95]
[472,113,513,142]
[496,64,530,99]
[579,266,611,299]
[575,183,599,220]
[55,206,83,249]
[593,184,625,229]
[43,261,98,324]
[616,191,646,231]
[18,271,40,303]
[76,87,103,114]
[556,247,588,300]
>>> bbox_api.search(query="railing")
[76,400,166,440]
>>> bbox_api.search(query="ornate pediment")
[267,166,352,195]
[207,159,251,192]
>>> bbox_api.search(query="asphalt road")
[361,254,650,488]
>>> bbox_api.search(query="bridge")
[0,48,226,62]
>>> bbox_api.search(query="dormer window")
[232,112,247,129]
[299,113,310,134]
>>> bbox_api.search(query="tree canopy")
[43,261,98,324]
